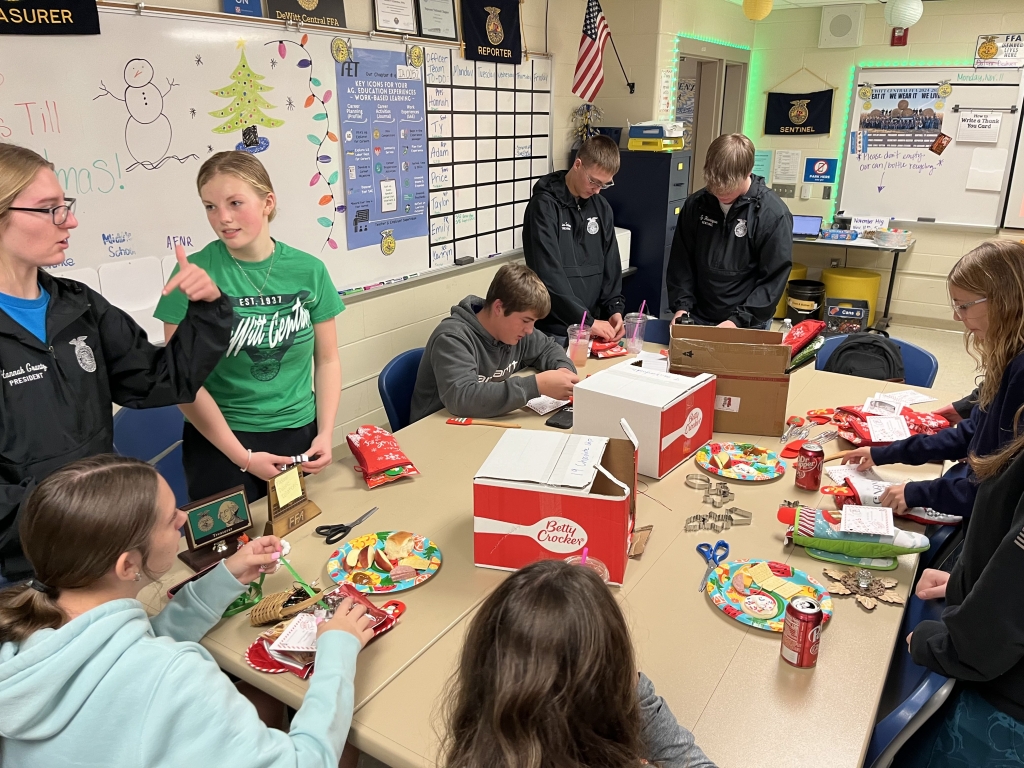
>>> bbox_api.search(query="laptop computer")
[793,215,823,241]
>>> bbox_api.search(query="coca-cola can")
[794,441,824,491]
[781,596,823,668]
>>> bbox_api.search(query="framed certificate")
[374,0,418,34]
[416,0,458,41]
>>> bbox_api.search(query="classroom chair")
[112,405,189,507]
[815,333,939,388]
[643,318,671,346]
[379,348,425,432]
[51,266,102,293]
[865,594,954,768]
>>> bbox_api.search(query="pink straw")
[580,310,587,329]
[638,300,647,317]
[631,301,648,343]
[581,547,589,565]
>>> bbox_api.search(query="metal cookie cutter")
[685,474,711,491]
[702,481,736,508]
[726,507,752,526]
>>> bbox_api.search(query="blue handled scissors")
[697,539,729,592]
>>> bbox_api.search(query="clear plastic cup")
[623,312,647,355]
[567,324,590,368]
[565,554,610,583]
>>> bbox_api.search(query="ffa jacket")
[911,447,1024,723]
[666,175,793,328]
[0,271,232,580]
[523,171,625,338]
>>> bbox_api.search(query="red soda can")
[781,596,823,668]
[794,441,824,491]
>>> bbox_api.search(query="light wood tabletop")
[139,349,958,768]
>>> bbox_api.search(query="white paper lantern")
[884,0,924,28]
[742,0,773,21]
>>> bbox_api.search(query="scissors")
[696,539,730,593]
[315,506,379,546]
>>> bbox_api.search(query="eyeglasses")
[582,165,614,190]
[951,296,987,316]
[8,198,77,226]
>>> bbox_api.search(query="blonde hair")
[950,241,1024,479]
[577,135,620,174]
[196,150,277,222]
[0,143,54,230]
[704,134,755,194]
[485,263,551,317]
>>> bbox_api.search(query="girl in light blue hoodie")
[0,454,375,768]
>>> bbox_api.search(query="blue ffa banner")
[803,158,837,184]
[764,89,833,136]
[0,0,99,33]
[460,0,522,64]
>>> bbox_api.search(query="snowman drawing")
[96,58,198,171]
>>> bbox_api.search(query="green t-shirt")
[155,239,344,432]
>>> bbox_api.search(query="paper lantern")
[743,0,773,21]
[884,0,923,28]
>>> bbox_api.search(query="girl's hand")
[916,569,950,600]
[224,536,283,584]
[842,447,876,471]
[880,483,908,515]
[317,597,376,647]
[301,433,334,473]
[245,451,294,481]
[162,245,222,302]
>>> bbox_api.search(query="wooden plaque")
[177,485,253,572]
[264,465,322,538]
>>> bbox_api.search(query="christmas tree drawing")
[210,45,284,153]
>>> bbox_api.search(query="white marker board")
[838,66,1023,228]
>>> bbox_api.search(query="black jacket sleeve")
[98,292,233,408]
[729,210,793,328]
[0,477,37,580]
[953,388,980,421]
[599,209,625,319]
[665,202,696,314]
[524,196,591,331]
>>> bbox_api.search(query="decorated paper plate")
[706,558,833,632]
[695,442,786,481]
[327,530,442,594]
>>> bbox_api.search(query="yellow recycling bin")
[821,267,882,327]
[775,263,807,319]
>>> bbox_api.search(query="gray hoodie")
[410,295,576,423]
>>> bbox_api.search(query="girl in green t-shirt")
[156,152,344,503]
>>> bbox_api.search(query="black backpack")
[822,330,905,382]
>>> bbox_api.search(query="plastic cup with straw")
[624,300,647,355]
[565,546,610,583]
[568,310,590,367]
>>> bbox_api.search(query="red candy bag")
[782,319,826,354]
[833,405,948,447]
[346,425,420,489]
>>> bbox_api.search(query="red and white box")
[473,420,638,585]
[572,362,716,479]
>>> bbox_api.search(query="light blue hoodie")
[0,561,361,768]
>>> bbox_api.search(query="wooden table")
[141,350,956,768]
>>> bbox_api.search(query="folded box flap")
[474,430,608,490]
[575,363,713,406]
[670,334,791,374]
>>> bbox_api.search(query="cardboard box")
[573,362,716,479]
[669,325,790,438]
[473,421,638,585]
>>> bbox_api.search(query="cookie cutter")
[685,474,711,491]
[726,507,752,526]
[814,429,839,444]
[685,509,745,533]
[702,481,736,508]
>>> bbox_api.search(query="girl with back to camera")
[843,240,1024,526]
[440,559,716,768]
[155,151,344,503]
[0,454,374,767]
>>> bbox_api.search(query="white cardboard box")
[614,226,631,271]
[573,363,716,478]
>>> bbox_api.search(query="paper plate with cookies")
[327,531,442,594]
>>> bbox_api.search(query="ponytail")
[0,581,65,644]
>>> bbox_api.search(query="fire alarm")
[891,27,909,46]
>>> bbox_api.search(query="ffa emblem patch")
[70,336,97,373]
[937,81,953,98]
[381,229,396,255]
[373,128,381,140]
[977,36,999,60]
[332,37,351,63]
[734,220,747,238]
[862,101,872,110]
[586,216,599,235]
[857,86,872,100]
[407,45,424,68]
[297,0,318,9]
[197,512,215,532]
[789,99,810,126]
[484,6,504,45]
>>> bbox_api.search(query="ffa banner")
[764,89,833,136]
[460,0,521,64]
[0,0,100,33]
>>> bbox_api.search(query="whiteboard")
[1002,113,1024,229]
[837,67,1023,228]
[0,6,552,303]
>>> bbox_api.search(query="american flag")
[572,0,611,103]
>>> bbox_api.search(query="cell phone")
[674,314,694,325]
[545,406,574,430]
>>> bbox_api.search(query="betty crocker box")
[472,420,638,585]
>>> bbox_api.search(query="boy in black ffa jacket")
[667,134,792,329]
[523,135,625,342]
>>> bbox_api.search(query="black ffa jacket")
[523,170,625,338]
[0,271,233,579]
[911,447,1024,723]
[666,174,793,328]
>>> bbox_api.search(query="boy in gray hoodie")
[410,264,578,423]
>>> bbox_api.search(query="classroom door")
[680,56,748,192]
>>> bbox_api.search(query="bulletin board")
[837,66,1024,228]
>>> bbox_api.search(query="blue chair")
[815,333,939,388]
[112,405,188,507]
[378,348,425,432]
[643,318,671,346]
[865,595,954,768]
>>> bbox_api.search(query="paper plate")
[695,442,786,481]
[327,531,441,594]
[706,558,833,632]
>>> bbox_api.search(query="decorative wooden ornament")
[743,0,773,21]
[823,568,905,612]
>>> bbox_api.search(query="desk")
[140,356,954,768]
[797,237,915,331]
